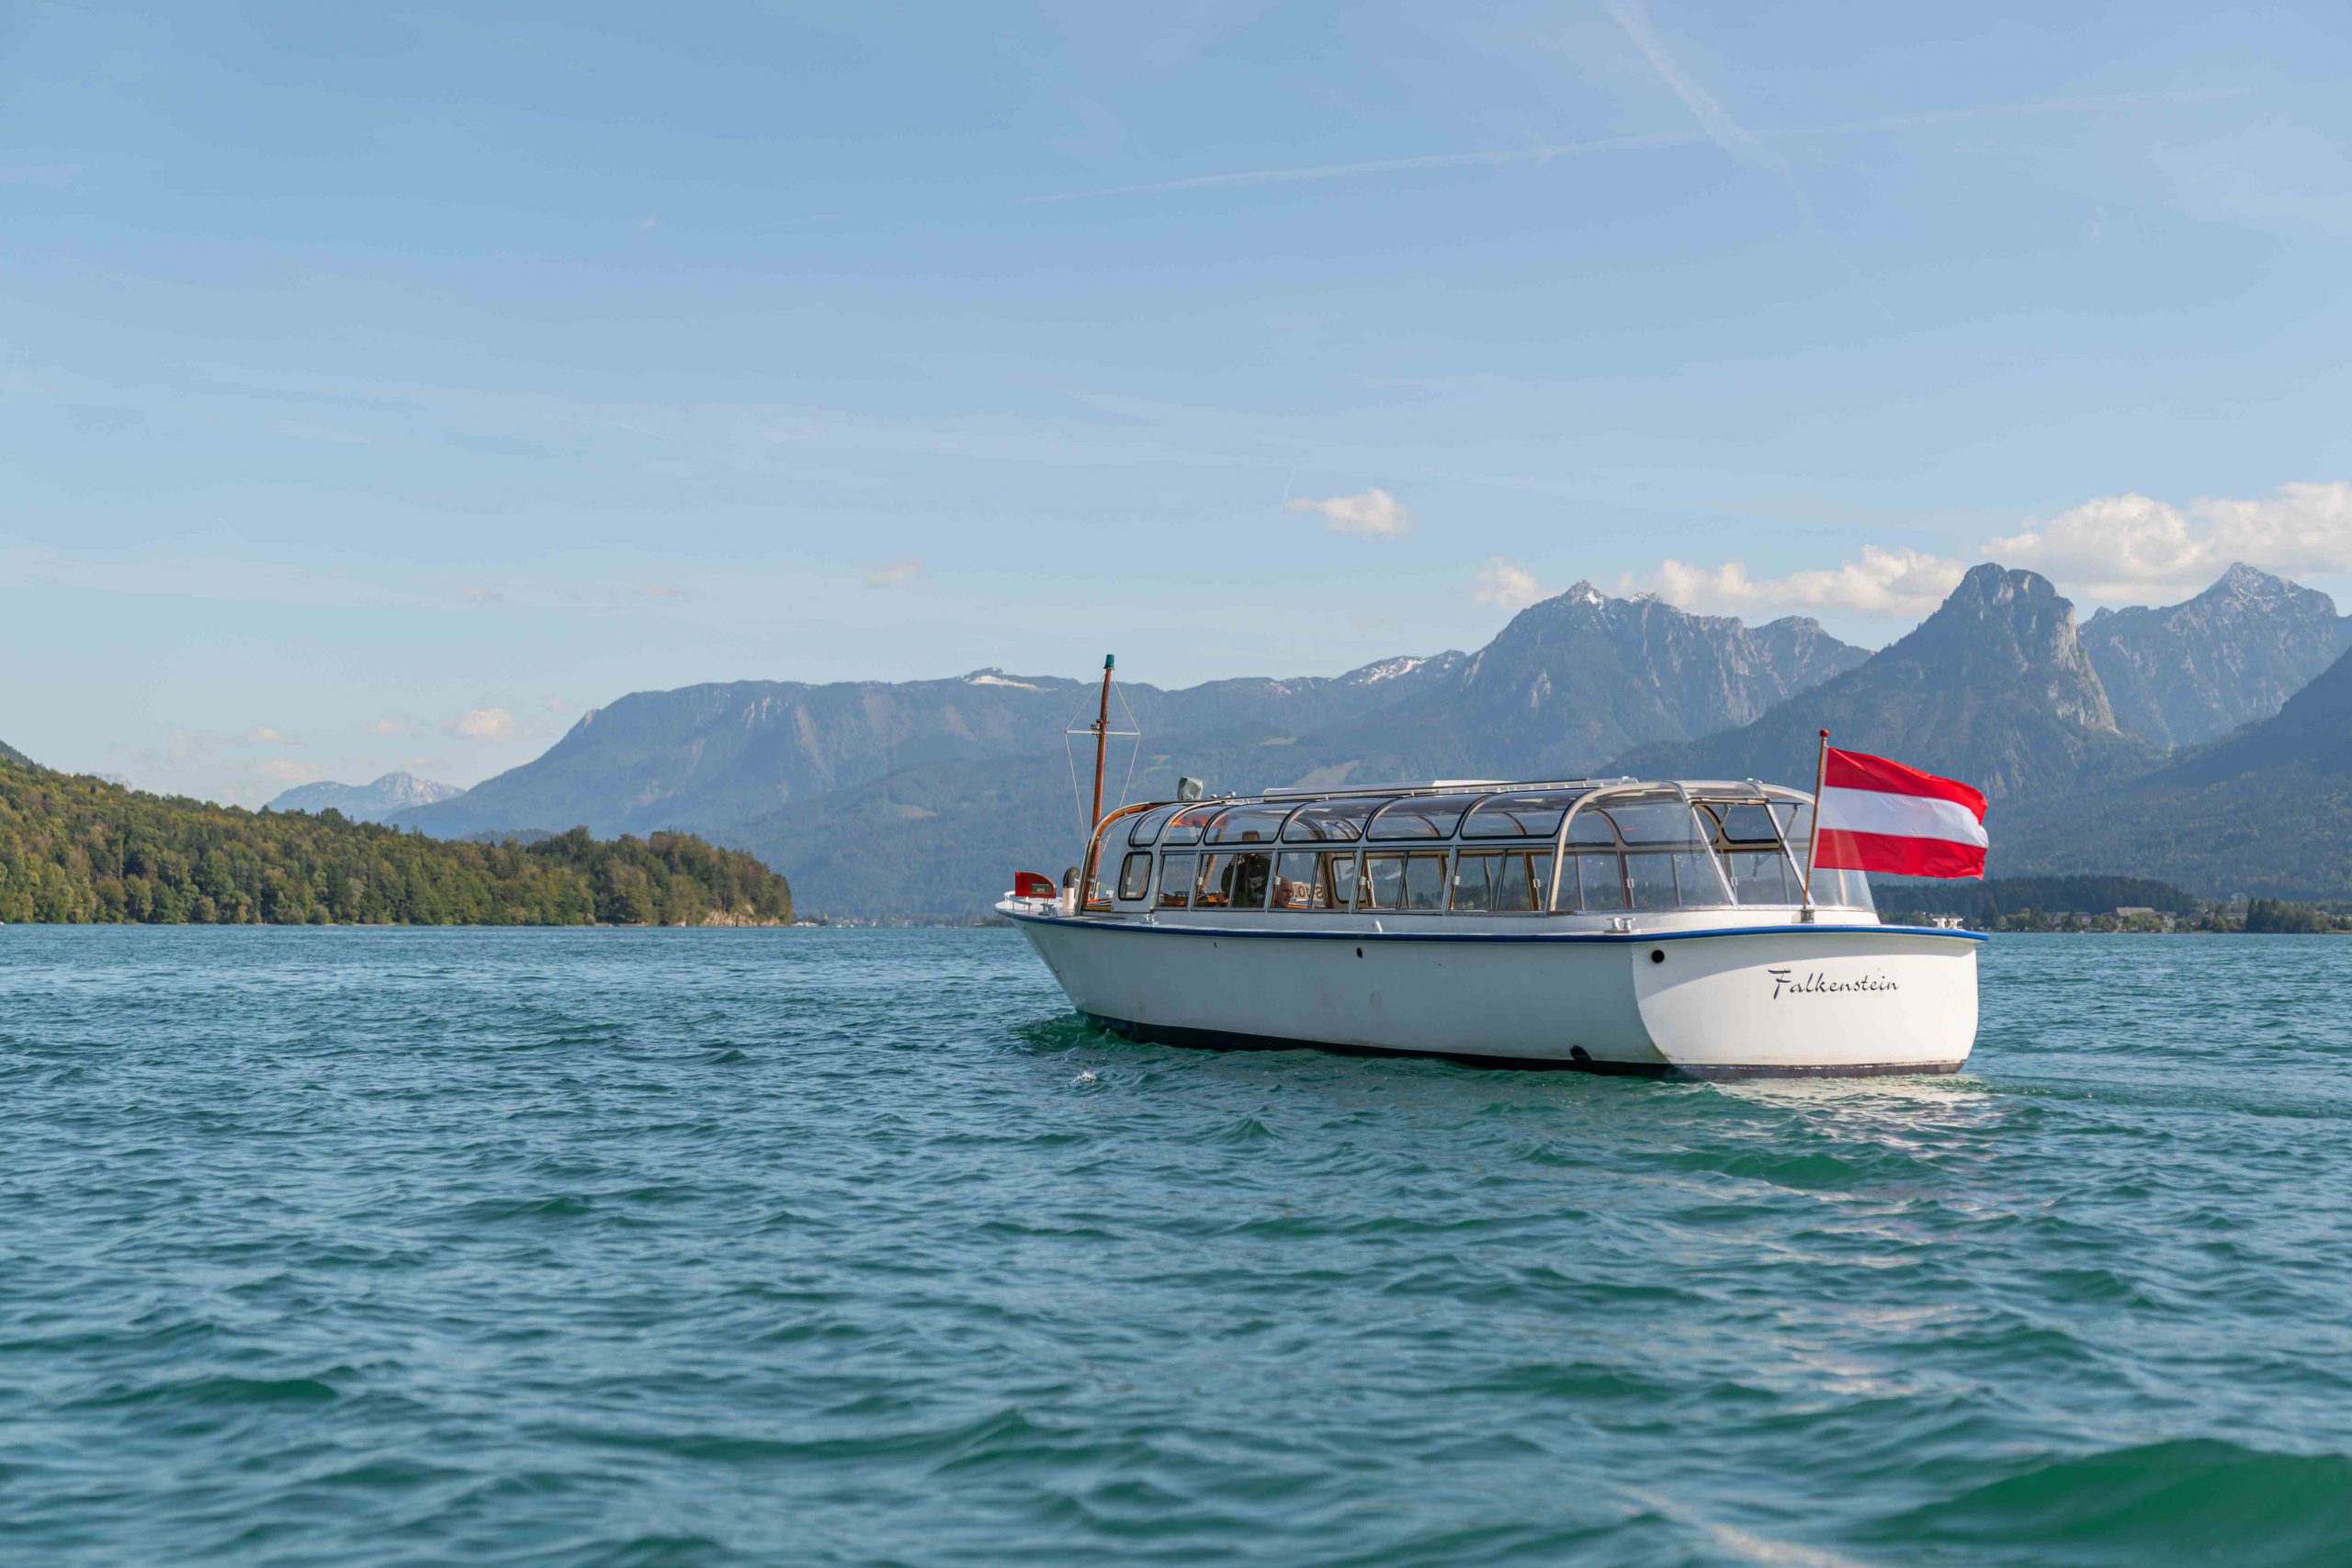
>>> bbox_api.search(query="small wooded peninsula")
[0,759,790,926]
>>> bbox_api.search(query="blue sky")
[6,2,2352,804]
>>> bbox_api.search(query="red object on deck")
[1012,872,1057,899]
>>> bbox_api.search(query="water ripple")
[3,928,2350,1565]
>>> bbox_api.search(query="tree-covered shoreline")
[0,762,790,926]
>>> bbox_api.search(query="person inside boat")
[1218,831,1272,908]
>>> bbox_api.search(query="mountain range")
[1620,565,2159,804]
[305,560,2352,914]
[383,589,1869,915]
[266,771,461,823]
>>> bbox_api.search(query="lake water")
[4,928,2350,1567]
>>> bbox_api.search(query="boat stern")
[1628,926,1981,1076]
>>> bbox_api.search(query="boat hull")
[1007,912,1980,1077]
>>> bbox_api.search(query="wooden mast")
[1089,655,1115,831]
[1799,728,1829,921]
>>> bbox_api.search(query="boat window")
[1271,851,1356,910]
[1362,852,1449,911]
[1461,790,1585,839]
[1698,799,1795,905]
[1553,807,1625,910]
[1282,796,1387,842]
[1162,804,1219,847]
[1624,852,1679,910]
[1117,852,1152,902]
[1724,850,1792,905]
[1607,798,1695,843]
[1127,806,1180,847]
[1705,802,1783,845]
[1194,851,1272,909]
[1602,798,1735,907]
[1452,850,1554,912]
[1204,802,1293,845]
[1557,852,1630,911]
[1156,853,1194,908]
[1566,810,1618,847]
[1367,795,1480,840]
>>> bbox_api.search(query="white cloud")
[372,716,422,739]
[254,757,322,784]
[244,725,298,745]
[543,695,579,715]
[1985,482,2352,601]
[863,556,925,590]
[1474,558,1547,610]
[462,584,501,604]
[447,707,515,741]
[1624,547,1966,618]
[1287,488,1414,537]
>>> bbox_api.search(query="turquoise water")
[5,929,2350,1567]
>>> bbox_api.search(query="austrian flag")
[1812,743,1989,881]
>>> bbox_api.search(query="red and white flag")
[1813,744,1988,880]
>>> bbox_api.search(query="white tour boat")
[999,662,1984,1077]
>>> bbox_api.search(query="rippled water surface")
[6,928,2352,1567]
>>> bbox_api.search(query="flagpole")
[1800,728,1829,922]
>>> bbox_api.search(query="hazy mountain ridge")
[391,591,1867,914]
[0,738,29,768]
[387,653,1475,844]
[2078,563,2352,749]
[1300,585,1870,784]
[268,771,461,823]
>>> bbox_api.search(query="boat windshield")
[1282,796,1387,842]
[1125,805,1181,847]
[1366,794,1483,840]
[1696,799,1799,906]
[1460,789,1585,839]
[1162,803,1221,846]
[1204,801,1293,844]
[1562,794,1734,910]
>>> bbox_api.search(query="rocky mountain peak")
[268,772,462,822]
[1615,564,2150,804]
[1910,565,2113,731]
[2077,564,2350,749]
[368,772,463,809]
[2211,560,2290,604]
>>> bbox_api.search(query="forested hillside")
[1873,875,2199,923]
[2001,643,2352,898]
[0,761,790,925]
